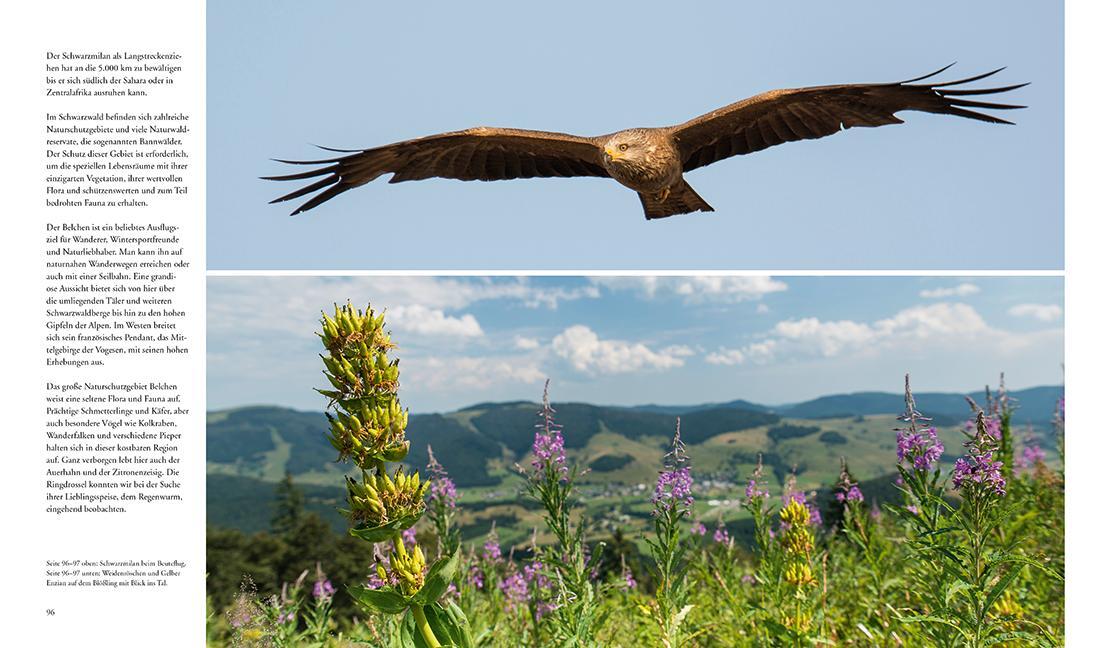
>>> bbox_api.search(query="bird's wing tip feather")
[898,62,958,85]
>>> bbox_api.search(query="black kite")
[265,65,1025,220]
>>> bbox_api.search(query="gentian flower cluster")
[781,474,822,528]
[779,499,817,589]
[318,303,469,648]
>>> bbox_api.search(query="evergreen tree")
[271,471,305,537]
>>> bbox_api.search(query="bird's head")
[603,130,654,164]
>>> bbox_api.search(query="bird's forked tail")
[639,179,714,220]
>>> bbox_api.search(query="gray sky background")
[207,276,1063,413]
[207,1,1062,271]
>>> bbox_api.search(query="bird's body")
[265,65,1026,220]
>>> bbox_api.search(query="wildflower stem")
[411,604,442,648]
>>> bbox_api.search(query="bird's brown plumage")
[265,65,1026,219]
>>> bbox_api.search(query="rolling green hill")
[207,386,1060,539]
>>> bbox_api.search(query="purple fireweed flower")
[367,572,387,588]
[482,523,503,562]
[428,475,457,508]
[896,426,945,471]
[953,452,1006,496]
[531,429,567,474]
[622,569,637,590]
[835,485,864,503]
[531,380,568,479]
[953,411,1007,496]
[523,560,551,590]
[652,466,693,514]
[896,375,943,471]
[808,503,823,527]
[653,420,693,516]
[468,565,485,590]
[835,459,864,504]
[906,504,919,515]
[713,521,731,544]
[483,539,501,563]
[964,415,1002,440]
[426,446,458,509]
[499,570,529,610]
[690,521,707,536]
[745,455,770,502]
[402,526,417,548]
[741,574,756,585]
[312,579,335,601]
[1017,443,1047,469]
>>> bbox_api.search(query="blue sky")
[207,1,1062,271]
[207,276,1063,413]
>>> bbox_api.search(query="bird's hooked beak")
[604,146,623,161]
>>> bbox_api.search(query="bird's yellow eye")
[618,143,629,151]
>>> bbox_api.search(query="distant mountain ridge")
[631,385,1061,424]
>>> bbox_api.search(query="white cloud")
[706,348,746,366]
[551,325,688,374]
[707,302,1051,366]
[520,285,601,309]
[513,335,541,350]
[207,276,597,340]
[389,305,483,338]
[406,356,545,390]
[756,303,770,314]
[661,345,696,358]
[919,283,981,299]
[1008,303,1063,322]
[592,276,787,303]
[773,317,878,356]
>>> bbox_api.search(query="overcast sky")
[207,276,1063,413]
[207,0,1062,271]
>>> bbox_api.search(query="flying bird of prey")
[265,65,1025,220]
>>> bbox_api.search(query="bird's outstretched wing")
[670,65,1027,173]
[264,127,608,214]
